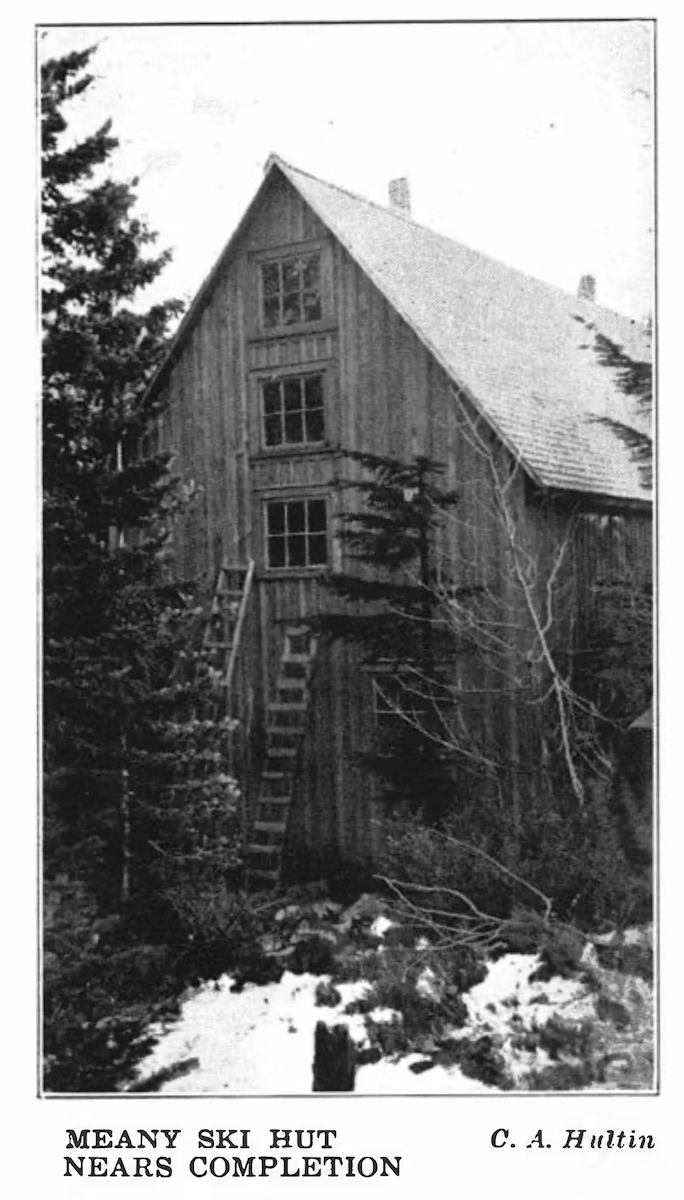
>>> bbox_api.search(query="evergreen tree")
[321,451,474,822]
[578,317,653,489]
[575,318,653,724]
[41,45,206,908]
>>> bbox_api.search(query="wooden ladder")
[246,624,318,885]
[201,559,254,759]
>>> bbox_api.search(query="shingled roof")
[150,155,652,504]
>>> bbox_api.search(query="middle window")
[261,372,325,449]
[265,497,328,569]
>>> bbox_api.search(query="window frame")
[371,669,433,744]
[263,493,331,573]
[254,241,327,335]
[260,369,327,452]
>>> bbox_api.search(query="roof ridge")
[270,154,644,331]
[269,153,416,226]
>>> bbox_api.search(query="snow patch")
[132,973,387,1094]
[415,967,438,998]
[370,915,393,939]
[130,938,653,1094]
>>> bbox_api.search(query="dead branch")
[424,828,553,920]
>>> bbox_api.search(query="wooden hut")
[143,156,652,880]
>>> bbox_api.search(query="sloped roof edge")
[144,155,650,504]
[144,155,543,484]
[272,159,546,488]
[143,164,279,400]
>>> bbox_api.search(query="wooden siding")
[152,170,652,868]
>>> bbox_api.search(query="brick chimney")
[388,177,411,216]
[577,274,596,302]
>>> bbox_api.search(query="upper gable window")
[261,252,322,328]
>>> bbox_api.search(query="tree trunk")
[312,1022,356,1092]
[120,734,131,905]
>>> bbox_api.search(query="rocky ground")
[129,891,654,1094]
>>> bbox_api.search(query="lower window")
[266,497,328,569]
[372,673,430,740]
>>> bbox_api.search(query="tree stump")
[312,1021,356,1092]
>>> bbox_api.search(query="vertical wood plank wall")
[150,172,653,870]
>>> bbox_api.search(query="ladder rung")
[266,747,297,757]
[248,843,280,856]
[248,868,280,881]
[253,820,288,833]
[268,701,307,712]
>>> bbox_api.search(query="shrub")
[381,779,651,933]
[43,879,175,1092]
[42,875,275,1092]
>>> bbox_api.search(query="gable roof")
[149,155,652,504]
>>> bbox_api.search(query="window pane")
[283,378,303,411]
[288,501,305,532]
[303,255,320,289]
[263,294,280,327]
[282,292,301,325]
[307,498,327,532]
[263,380,282,413]
[304,374,323,408]
[262,262,280,295]
[267,502,285,535]
[289,535,306,567]
[303,292,322,322]
[307,534,327,565]
[268,535,286,568]
[305,408,325,442]
[264,414,282,446]
[284,410,304,443]
[281,258,301,292]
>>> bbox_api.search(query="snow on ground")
[369,915,394,939]
[132,963,496,1094]
[465,953,595,1032]
[131,940,653,1094]
[131,955,559,1094]
[132,973,369,1094]
[459,952,595,1084]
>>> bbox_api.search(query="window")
[262,373,325,448]
[372,673,429,740]
[261,253,322,328]
[266,497,328,569]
